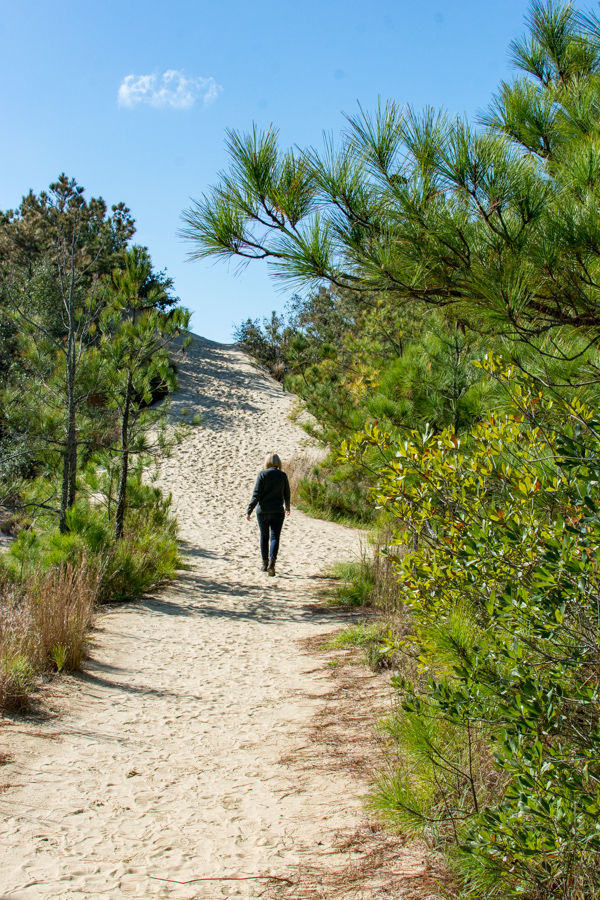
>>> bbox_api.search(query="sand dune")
[0,336,372,899]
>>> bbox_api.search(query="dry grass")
[28,561,98,671]
[372,549,407,616]
[370,522,410,616]
[285,450,327,506]
[0,560,99,711]
[0,576,35,711]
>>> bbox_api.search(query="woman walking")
[246,453,290,576]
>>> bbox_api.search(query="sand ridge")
[0,335,370,899]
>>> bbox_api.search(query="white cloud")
[118,70,222,110]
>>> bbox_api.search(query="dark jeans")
[257,512,285,560]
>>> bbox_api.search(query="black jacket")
[247,467,291,515]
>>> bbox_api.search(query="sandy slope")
[0,336,371,899]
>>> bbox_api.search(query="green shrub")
[325,559,375,606]
[8,485,181,603]
[324,620,395,670]
[343,359,600,898]
[100,514,180,602]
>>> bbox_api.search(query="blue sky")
[1,1,590,341]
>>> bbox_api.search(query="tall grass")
[0,489,182,711]
[285,451,325,504]
[0,560,98,710]
[285,451,373,525]
[29,562,98,670]
[326,558,375,606]
[322,523,416,675]
[0,578,36,710]
[324,522,408,611]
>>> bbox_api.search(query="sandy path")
[0,336,367,899]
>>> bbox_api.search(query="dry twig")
[149,874,295,885]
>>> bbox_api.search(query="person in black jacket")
[246,452,291,576]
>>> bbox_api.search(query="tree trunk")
[115,372,132,540]
[59,444,70,534]
[60,327,77,532]
[67,400,77,509]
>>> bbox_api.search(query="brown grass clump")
[0,560,99,711]
[28,562,98,672]
[369,520,408,612]
[285,450,326,506]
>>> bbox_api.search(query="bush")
[100,513,180,602]
[342,359,600,898]
[9,486,181,603]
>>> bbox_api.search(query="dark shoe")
[261,559,268,572]
[268,557,276,577]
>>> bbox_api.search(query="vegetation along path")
[0,335,392,899]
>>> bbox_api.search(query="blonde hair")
[264,452,282,470]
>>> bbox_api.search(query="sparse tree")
[0,177,126,530]
[101,246,190,539]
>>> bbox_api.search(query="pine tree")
[101,247,190,539]
[181,2,600,356]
